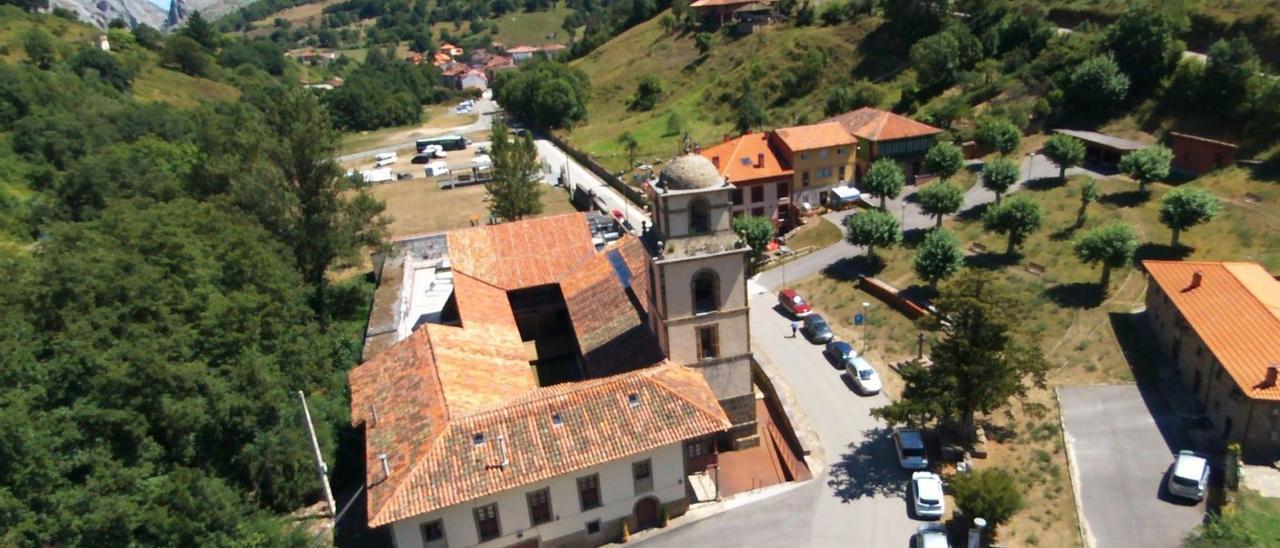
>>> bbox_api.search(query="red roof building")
[822,107,942,182]
[699,132,794,226]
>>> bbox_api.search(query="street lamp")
[1025,151,1035,183]
[861,301,871,348]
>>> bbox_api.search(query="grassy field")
[0,6,97,63]
[133,66,243,107]
[789,165,1280,545]
[250,0,344,29]
[564,13,903,173]
[784,216,843,252]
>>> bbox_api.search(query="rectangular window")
[473,503,501,542]
[751,186,764,203]
[837,147,846,155]
[800,152,808,160]
[697,325,719,360]
[633,459,653,494]
[527,488,552,526]
[577,474,601,511]
[420,520,447,547]
[731,188,743,206]
[817,167,832,178]
[586,520,601,534]
[839,166,847,181]
[819,149,829,159]
[687,440,709,458]
[801,171,810,187]
[778,182,789,198]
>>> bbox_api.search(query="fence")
[541,131,650,208]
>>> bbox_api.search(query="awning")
[831,186,861,200]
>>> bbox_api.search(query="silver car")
[915,523,950,548]
[1167,450,1209,501]
[911,471,945,519]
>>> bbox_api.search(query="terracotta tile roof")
[773,122,856,152]
[1144,260,1280,400]
[699,132,793,185]
[822,107,942,141]
[446,214,597,290]
[690,0,757,7]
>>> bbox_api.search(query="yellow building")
[768,123,857,209]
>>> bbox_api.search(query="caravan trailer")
[374,152,397,167]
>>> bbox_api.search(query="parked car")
[915,524,950,548]
[894,428,929,470]
[824,340,858,365]
[845,356,882,395]
[802,314,833,343]
[778,288,813,317]
[411,153,433,164]
[911,471,945,520]
[1167,450,1210,501]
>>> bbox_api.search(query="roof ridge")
[647,364,733,427]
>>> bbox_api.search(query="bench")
[968,241,987,254]
[1244,192,1263,204]
[1026,262,1046,276]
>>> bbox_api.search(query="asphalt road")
[533,139,650,233]
[1059,384,1205,548]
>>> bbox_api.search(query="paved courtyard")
[1059,384,1205,548]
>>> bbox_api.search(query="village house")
[1143,260,1280,462]
[1169,132,1238,176]
[689,0,762,27]
[508,44,567,64]
[351,187,772,546]
[460,69,488,91]
[699,132,794,229]
[285,47,337,67]
[822,107,942,183]
[439,42,464,58]
[1052,129,1148,170]
[768,123,857,209]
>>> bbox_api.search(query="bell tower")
[646,154,758,447]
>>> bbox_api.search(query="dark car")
[824,340,858,365]
[411,153,433,164]
[802,314,833,343]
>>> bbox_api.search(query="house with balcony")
[822,107,942,183]
[699,132,794,229]
[768,122,857,209]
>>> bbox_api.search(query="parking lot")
[1059,384,1206,548]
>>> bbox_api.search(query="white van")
[374,152,397,167]
[424,162,449,177]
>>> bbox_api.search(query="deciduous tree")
[1042,133,1085,182]
[844,209,901,258]
[924,141,965,182]
[917,180,964,228]
[913,228,964,287]
[975,116,1021,156]
[1065,54,1129,116]
[21,28,56,70]
[1118,145,1172,193]
[486,120,544,222]
[1159,186,1221,247]
[950,468,1025,528]
[619,131,639,168]
[862,158,904,209]
[732,215,775,272]
[1076,177,1099,227]
[1073,222,1138,290]
[980,157,1019,205]
[1105,4,1184,93]
[873,270,1048,439]
[982,196,1042,254]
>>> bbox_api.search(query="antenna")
[298,390,337,522]
[370,404,380,428]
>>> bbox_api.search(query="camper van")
[374,152,397,167]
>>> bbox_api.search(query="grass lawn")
[1216,487,1280,545]
[249,0,344,29]
[784,216,843,252]
[0,6,96,63]
[492,6,575,46]
[789,165,1280,545]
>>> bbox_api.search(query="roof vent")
[1188,270,1204,291]
[627,393,640,408]
[473,433,486,446]
[1266,364,1280,388]
[551,412,563,427]
[377,453,391,482]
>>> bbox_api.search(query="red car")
[778,288,813,317]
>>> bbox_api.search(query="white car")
[894,428,929,470]
[911,471,945,520]
[845,356,882,395]
[915,523,950,548]
[1167,450,1210,501]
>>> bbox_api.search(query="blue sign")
[854,313,864,326]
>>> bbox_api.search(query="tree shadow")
[1133,242,1192,267]
[1099,189,1150,208]
[964,251,1019,270]
[826,426,910,502]
[980,421,1017,444]
[1044,282,1105,309]
[682,55,709,73]
[956,202,990,222]
[900,284,939,304]
[1049,224,1080,241]
[902,227,928,248]
[1023,177,1065,191]
[822,255,884,281]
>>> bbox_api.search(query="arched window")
[692,269,719,314]
[689,197,711,234]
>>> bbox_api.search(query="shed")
[1169,132,1238,176]
[1053,129,1148,169]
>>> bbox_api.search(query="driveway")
[1059,384,1205,548]
[636,288,921,547]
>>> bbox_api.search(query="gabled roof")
[821,107,942,142]
[699,132,793,185]
[1052,129,1147,152]
[1144,260,1280,400]
[690,0,758,7]
[773,122,856,151]
[446,214,597,290]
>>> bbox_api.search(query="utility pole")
[299,390,337,522]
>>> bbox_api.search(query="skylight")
[551,412,563,427]
[627,393,640,408]
[739,157,752,165]
[606,249,633,288]
[473,433,485,446]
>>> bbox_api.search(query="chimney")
[756,153,765,168]
[711,156,720,168]
[377,453,391,482]
[1189,270,1203,290]
[1267,364,1280,388]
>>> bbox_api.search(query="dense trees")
[21,28,55,70]
[1118,146,1172,193]
[911,24,982,88]
[494,61,591,129]
[825,81,884,116]
[486,121,544,222]
[1159,187,1221,247]
[1042,134,1085,182]
[873,270,1048,439]
[1065,54,1129,116]
[68,47,135,92]
[950,468,1025,529]
[862,158,905,209]
[1105,4,1184,94]
[845,210,901,258]
[323,47,444,131]
[1073,222,1138,290]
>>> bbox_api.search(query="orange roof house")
[771,122,856,152]
[1144,260,1280,401]
[350,213,729,528]
[700,132,793,184]
[823,107,942,142]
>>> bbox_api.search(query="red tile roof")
[773,122,856,151]
[690,0,757,7]
[699,132,793,185]
[1145,260,1280,400]
[351,213,724,527]
[822,107,942,141]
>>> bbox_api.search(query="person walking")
[790,320,800,338]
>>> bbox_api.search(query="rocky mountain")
[50,0,257,29]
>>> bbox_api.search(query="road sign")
[854,313,864,326]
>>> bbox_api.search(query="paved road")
[639,288,924,547]
[1059,384,1204,548]
[533,139,651,233]
[335,94,499,163]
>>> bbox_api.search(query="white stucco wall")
[389,443,685,548]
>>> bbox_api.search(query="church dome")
[660,155,724,191]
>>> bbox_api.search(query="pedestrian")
[790,320,799,338]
